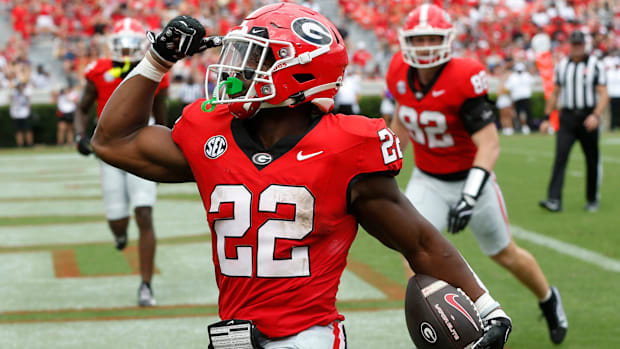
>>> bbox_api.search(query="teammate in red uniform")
[386,4,567,344]
[74,18,170,306]
[91,4,511,348]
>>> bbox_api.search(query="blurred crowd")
[1,0,256,90]
[340,0,619,76]
[0,0,619,147]
[2,0,618,89]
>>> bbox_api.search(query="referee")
[539,30,609,212]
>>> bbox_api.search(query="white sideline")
[511,225,620,273]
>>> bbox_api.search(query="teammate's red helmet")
[207,3,348,119]
[108,18,147,63]
[399,4,455,68]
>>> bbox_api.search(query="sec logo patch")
[204,135,227,159]
[397,80,406,95]
[104,71,116,82]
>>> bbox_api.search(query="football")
[405,274,484,349]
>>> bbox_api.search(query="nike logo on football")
[297,150,323,161]
[432,89,445,97]
[444,294,481,331]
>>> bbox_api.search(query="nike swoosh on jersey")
[431,89,445,97]
[297,150,324,161]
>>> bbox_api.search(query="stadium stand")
[0,1,617,109]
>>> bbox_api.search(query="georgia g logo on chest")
[204,135,228,159]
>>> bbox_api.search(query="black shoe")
[539,286,568,344]
[114,235,127,250]
[539,199,562,212]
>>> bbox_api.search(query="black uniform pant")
[611,97,620,130]
[547,109,600,203]
[514,98,532,127]
[336,104,354,115]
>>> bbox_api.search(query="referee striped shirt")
[554,55,606,110]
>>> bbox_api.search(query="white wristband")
[463,166,490,199]
[474,292,501,319]
[485,308,509,321]
[125,51,171,83]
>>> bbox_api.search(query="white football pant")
[405,168,511,256]
[258,321,346,349]
[99,159,157,221]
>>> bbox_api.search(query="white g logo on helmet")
[291,17,333,46]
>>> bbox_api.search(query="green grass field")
[1,132,619,348]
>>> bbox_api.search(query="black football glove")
[447,194,476,233]
[473,316,512,349]
[146,15,222,64]
[76,134,93,156]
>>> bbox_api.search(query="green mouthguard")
[201,76,245,113]
[222,76,244,95]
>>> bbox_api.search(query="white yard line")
[568,170,584,177]
[511,225,620,273]
[502,148,620,164]
[602,138,620,145]
[0,153,84,162]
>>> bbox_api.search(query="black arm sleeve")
[458,95,495,135]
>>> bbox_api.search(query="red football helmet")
[108,18,147,63]
[398,4,455,68]
[207,3,348,119]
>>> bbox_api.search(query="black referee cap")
[569,30,585,44]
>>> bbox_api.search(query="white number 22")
[209,184,313,278]
[378,128,403,164]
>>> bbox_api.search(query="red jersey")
[171,102,402,338]
[84,58,170,118]
[386,54,489,175]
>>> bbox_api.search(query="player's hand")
[76,134,93,156]
[473,316,512,349]
[539,120,551,134]
[447,195,475,233]
[583,114,599,132]
[147,16,222,65]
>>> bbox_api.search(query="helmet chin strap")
[259,81,341,110]
[271,45,331,73]
[226,81,341,119]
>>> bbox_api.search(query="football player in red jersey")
[91,4,511,348]
[74,18,170,307]
[387,4,567,345]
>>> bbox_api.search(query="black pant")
[611,97,620,130]
[336,104,354,115]
[514,98,532,127]
[547,109,600,203]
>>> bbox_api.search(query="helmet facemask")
[109,32,146,63]
[399,29,455,68]
[207,31,296,118]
